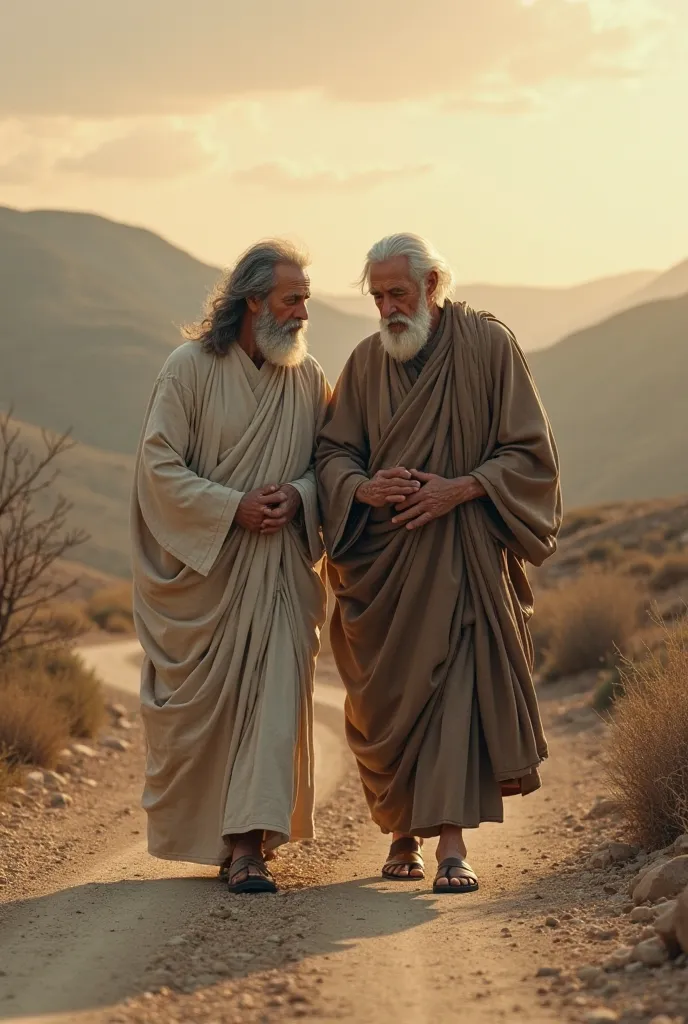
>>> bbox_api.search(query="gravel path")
[2,644,686,1024]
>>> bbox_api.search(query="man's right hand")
[355,468,421,508]
[235,485,282,532]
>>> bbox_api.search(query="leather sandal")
[381,837,425,881]
[227,854,277,894]
[433,857,479,894]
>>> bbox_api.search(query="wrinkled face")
[369,255,436,362]
[265,262,311,327]
[254,262,310,367]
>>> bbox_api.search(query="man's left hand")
[391,472,486,531]
[260,483,302,535]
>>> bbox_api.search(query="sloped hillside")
[530,293,688,507]
[0,206,374,453]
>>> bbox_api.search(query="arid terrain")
[2,634,687,1024]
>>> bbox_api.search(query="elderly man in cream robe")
[131,240,329,894]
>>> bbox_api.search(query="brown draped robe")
[316,301,562,836]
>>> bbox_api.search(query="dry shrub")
[87,584,133,632]
[649,555,688,593]
[585,541,623,567]
[0,754,21,800]
[103,612,133,634]
[0,682,69,769]
[606,625,688,848]
[0,647,104,739]
[624,557,657,578]
[542,573,639,681]
[34,600,92,639]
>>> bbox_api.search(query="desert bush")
[559,512,604,541]
[529,590,559,667]
[34,600,92,639]
[0,647,104,739]
[585,541,623,567]
[606,625,688,848]
[0,753,21,801]
[592,666,626,713]
[649,555,688,593]
[624,557,657,578]
[0,681,70,769]
[87,584,133,632]
[542,573,639,681]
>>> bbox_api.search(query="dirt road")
[0,643,609,1024]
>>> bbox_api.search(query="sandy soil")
[1,644,685,1024]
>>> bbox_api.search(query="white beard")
[254,305,308,367]
[379,297,432,362]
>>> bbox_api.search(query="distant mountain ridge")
[1,205,685,575]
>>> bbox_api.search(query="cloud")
[55,126,214,180]
[0,0,662,119]
[229,163,433,193]
[0,147,49,185]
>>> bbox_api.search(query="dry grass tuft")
[0,682,70,770]
[0,753,21,801]
[585,540,623,567]
[540,572,639,681]
[86,584,133,633]
[649,555,688,593]
[606,625,688,849]
[0,647,104,742]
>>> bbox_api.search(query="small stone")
[100,736,130,752]
[577,966,603,985]
[603,945,633,971]
[672,834,688,855]
[585,798,622,821]
[630,906,656,923]
[673,884,688,954]
[633,856,688,905]
[587,926,619,941]
[25,770,44,787]
[649,1017,674,1024]
[632,936,669,967]
[233,952,253,962]
[536,966,561,977]
[7,787,28,805]
[42,770,68,791]
[108,702,128,719]
[267,934,282,943]
[238,994,255,1009]
[71,743,98,758]
[545,916,560,928]
[50,792,73,809]
[624,961,644,973]
[81,778,98,789]
[166,936,186,946]
[584,1009,619,1023]
[608,842,640,864]
[115,718,133,731]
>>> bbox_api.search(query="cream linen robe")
[131,341,329,865]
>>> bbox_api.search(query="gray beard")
[254,305,308,367]
[379,299,432,362]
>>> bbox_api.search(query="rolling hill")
[1,206,685,576]
[529,293,688,506]
[322,269,658,352]
[0,206,375,452]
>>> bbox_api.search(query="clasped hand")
[355,467,484,531]
[235,483,301,535]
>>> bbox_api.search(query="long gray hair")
[357,233,455,305]
[184,239,310,356]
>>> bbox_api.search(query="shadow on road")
[0,873,438,1019]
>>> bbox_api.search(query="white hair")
[358,233,455,305]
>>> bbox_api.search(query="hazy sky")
[1,0,686,292]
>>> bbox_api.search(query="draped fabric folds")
[131,342,328,864]
[316,302,562,836]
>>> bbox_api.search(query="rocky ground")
[1,659,687,1024]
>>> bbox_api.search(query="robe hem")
[376,815,505,838]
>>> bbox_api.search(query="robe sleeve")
[287,364,332,565]
[315,351,372,559]
[135,372,244,576]
[469,320,562,567]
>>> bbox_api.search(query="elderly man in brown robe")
[131,240,329,894]
[316,233,561,893]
